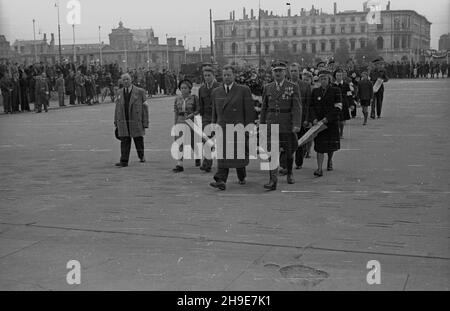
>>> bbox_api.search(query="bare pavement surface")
[0,79,449,290]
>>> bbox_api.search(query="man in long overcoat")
[209,65,255,191]
[114,73,149,167]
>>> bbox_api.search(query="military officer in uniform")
[198,66,221,172]
[260,61,302,191]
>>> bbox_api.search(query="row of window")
[234,39,368,55]
[246,15,366,27]
[243,25,368,38]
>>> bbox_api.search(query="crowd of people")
[384,60,448,79]
[148,57,394,190]
[0,60,181,114]
[2,56,448,190]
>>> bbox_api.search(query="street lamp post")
[200,37,203,62]
[166,34,169,70]
[184,35,187,64]
[99,26,103,66]
[33,19,37,63]
[55,0,62,63]
[258,0,262,69]
[72,24,76,64]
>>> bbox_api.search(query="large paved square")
[0,79,449,290]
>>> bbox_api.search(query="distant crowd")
[0,61,181,114]
[0,58,448,114]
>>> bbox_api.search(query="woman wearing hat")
[309,69,342,176]
[172,79,200,173]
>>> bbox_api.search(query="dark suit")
[370,69,389,118]
[211,83,255,183]
[295,80,312,168]
[198,81,221,170]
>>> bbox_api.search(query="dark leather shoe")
[279,168,288,176]
[238,179,246,185]
[195,159,201,167]
[115,162,128,167]
[172,165,184,173]
[295,166,302,170]
[327,161,333,171]
[140,157,146,163]
[314,169,323,177]
[210,181,226,191]
[264,181,277,191]
[287,174,295,184]
[204,167,211,173]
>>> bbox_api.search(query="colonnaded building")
[214,2,431,66]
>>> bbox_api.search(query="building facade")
[438,34,450,51]
[214,3,431,66]
[0,35,13,61]
[4,22,187,72]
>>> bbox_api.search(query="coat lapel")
[129,86,138,115]
[223,84,237,111]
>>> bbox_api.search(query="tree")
[334,40,350,65]
[354,41,380,66]
[215,55,228,67]
[296,52,315,67]
[269,41,296,63]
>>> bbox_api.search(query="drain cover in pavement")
[279,265,329,287]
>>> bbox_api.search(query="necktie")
[226,86,230,94]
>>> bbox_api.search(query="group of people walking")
[113,57,390,192]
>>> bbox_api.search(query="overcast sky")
[0,0,448,49]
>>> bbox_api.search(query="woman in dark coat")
[309,70,342,177]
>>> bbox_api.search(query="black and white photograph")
[0,0,449,295]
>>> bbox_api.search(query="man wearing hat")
[198,65,221,172]
[370,58,389,119]
[309,69,342,176]
[260,61,302,190]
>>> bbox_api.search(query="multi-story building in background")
[214,1,431,66]
[438,34,450,51]
[0,35,13,61]
[3,22,187,72]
